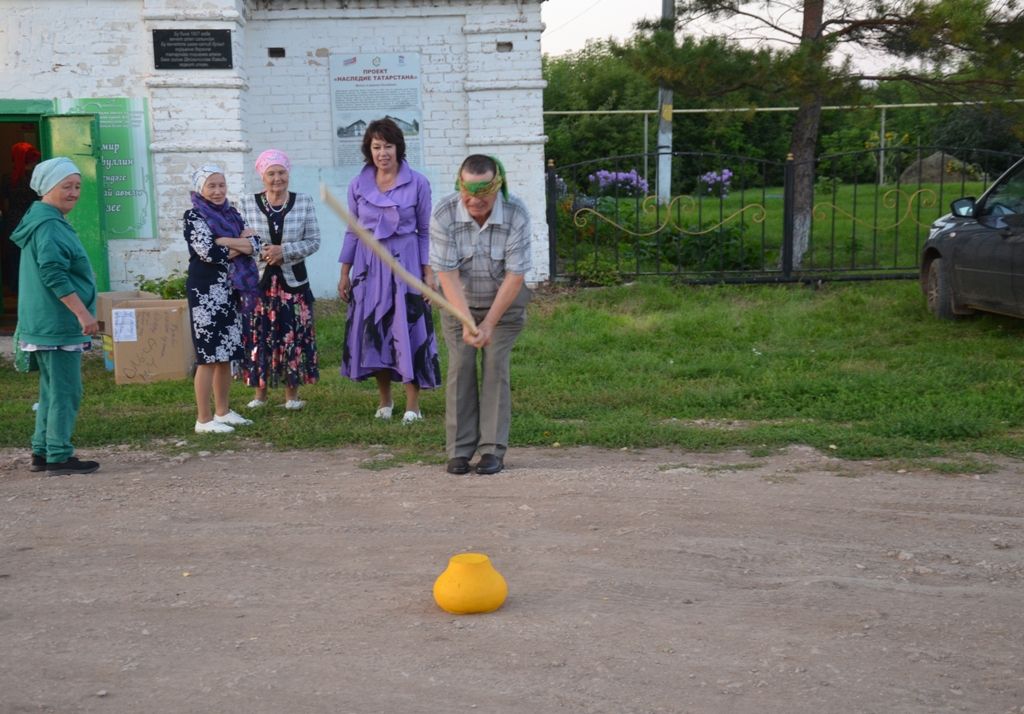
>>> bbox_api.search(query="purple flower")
[588,168,649,197]
[698,168,732,198]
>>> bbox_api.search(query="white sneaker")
[214,410,253,426]
[283,399,306,411]
[374,404,393,420]
[195,420,234,434]
[247,399,267,409]
[402,410,423,425]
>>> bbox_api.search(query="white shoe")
[402,410,423,425]
[374,404,393,420]
[247,399,267,409]
[283,399,305,411]
[214,410,253,426]
[195,419,234,434]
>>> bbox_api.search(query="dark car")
[920,156,1024,319]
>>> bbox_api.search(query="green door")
[40,114,109,290]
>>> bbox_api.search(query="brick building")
[0,0,548,298]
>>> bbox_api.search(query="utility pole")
[656,0,674,203]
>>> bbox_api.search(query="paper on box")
[96,290,159,334]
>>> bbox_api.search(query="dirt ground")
[1,443,1022,714]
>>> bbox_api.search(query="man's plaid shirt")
[429,192,532,308]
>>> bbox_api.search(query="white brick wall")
[0,1,152,97]
[1,0,549,294]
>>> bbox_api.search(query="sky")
[539,1,890,72]
[540,0,665,57]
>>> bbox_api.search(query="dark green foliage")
[543,42,658,165]
[929,104,1024,158]
[670,224,759,272]
[543,41,795,167]
[546,1,1024,207]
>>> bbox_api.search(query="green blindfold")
[458,175,503,196]
[454,156,509,199]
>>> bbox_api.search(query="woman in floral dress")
[183,165,260,434]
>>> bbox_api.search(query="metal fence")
[546,147,1022,283]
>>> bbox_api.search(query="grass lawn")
[3,280,1023,467]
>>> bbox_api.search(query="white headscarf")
[30,157,81,196]
[190,164,224,193]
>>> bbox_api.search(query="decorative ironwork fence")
[546,147,1022,283]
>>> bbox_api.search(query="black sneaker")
[30,454,46,472]
[46,457,100,476]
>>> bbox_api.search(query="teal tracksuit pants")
[31,349,83,463]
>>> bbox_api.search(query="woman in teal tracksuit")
[11,157,100,476]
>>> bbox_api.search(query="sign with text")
[153,29,232,70]
[329,53,423,170]
[56,98,157,240]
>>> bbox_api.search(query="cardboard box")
[96,290,159,334]
[110,299,194,385]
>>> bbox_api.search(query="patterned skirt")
[242,275,319,389]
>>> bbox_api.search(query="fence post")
[877,106,887,186]
[546,159,558,281]
[782,152,795,279]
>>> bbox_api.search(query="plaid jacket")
[238,191,322,288]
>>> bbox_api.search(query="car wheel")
[926,257,958,320]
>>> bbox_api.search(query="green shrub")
[626,223,759,273]
[574,255,624,287]
[677,224,758,272]
[136,270,187,299]
[815,174,840,195]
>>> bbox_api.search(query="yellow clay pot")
[433,552,508,614]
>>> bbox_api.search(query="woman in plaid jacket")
[238,149,322,411]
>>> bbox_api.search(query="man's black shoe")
[30,454,46,472]
[475,454,504,475]
[46,457,100,476]
[446,457,471,475]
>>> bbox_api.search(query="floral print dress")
[183,209,257,364]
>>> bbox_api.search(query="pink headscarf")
[255,149,291,177]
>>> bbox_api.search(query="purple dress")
[340,161,441,388]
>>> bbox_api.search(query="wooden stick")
[320,183,478,335]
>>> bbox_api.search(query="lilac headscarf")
[189,165,244,237]
[255,149,291,177]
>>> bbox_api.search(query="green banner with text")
[55,97,156,240]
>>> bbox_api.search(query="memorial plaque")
[153,29,232,70]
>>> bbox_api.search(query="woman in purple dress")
[337,118,440,424]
